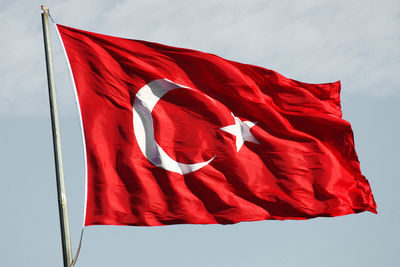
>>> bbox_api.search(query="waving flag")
[57,24,376,226]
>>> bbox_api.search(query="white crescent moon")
[132,79,215,175]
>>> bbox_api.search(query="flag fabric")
[57,24,376,226]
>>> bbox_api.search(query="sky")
[0,0,399,266]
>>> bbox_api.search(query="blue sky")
[0,1,399,266]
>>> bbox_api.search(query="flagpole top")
[41,5,49,13]
[41,6,54,23]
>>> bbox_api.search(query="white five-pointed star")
[220,113,260,152]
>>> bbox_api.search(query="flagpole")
[41,6,73,267]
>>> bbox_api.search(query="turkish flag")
[57,24,376,226]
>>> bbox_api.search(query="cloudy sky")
[1,0,399,266]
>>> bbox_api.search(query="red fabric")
[57,24,376,226]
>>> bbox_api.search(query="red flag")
[57,24,376,226]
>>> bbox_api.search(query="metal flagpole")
[41,6,73,267]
